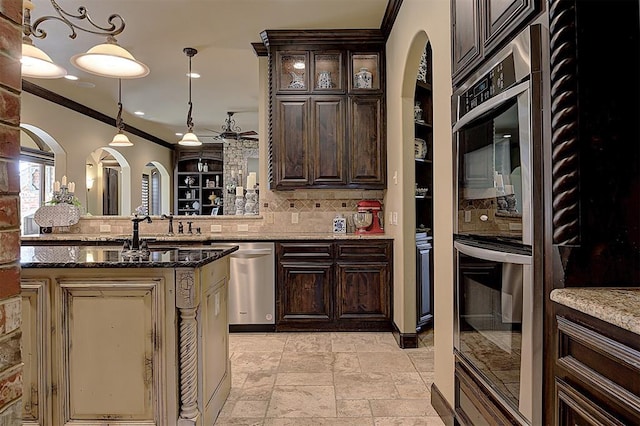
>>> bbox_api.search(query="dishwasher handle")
[230,248,273,259]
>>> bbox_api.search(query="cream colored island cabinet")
[20,245,238,426]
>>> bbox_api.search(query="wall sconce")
[86,177,94,215]
[21,0,149,79]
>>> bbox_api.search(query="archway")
[400,30,432,333]
[144,161,171,214]
[86,147,132,216]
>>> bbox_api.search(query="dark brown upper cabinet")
[260,29,386,190]
[451,0,541,86]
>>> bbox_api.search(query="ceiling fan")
[209,111,258,142]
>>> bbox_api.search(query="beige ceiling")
[24,0,390,145]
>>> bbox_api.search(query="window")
[141,173,150,215]
[20,147,55,235]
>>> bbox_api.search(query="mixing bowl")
[353,212,373,232]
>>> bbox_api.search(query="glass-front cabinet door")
[351,53,380,91]
[276,52,308,92]
[313,52,343,92]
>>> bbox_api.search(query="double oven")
[452,25,544,425]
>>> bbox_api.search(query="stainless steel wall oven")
[453,25,544,425]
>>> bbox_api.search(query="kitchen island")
[20,244,237,426]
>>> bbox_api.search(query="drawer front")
[335,240,391,261]
[556,315,640,423]
[277,242,333,260]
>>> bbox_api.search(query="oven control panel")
[459,54,516,116]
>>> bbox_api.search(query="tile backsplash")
[64,189,385,235]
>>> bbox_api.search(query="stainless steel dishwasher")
[225,242,275,332]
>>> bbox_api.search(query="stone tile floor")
[215,330,444,425]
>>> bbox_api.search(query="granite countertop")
[550,287,640,335]
[21,232,393,243]
[20,245,239,269]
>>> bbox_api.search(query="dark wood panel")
[335,240,390,260]
[312,97,346,185]
[556,378,626,426]
[274,97,310,187]
[336,262,389,320]
[277,261,333,323]
[348,96,384,185]
[455,361,520,425]
[451,0,482,82]
[483,0,540,55]
[277,242,333,259]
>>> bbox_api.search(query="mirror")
[219,139,260,215]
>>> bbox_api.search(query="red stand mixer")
[353,200,384,234]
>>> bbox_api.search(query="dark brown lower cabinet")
[277,261,333,323]
[276,240,392,331]
[552,309,640,426]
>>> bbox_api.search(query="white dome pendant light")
[71,36,149,79]
[109,78,133,147]
[178,48,201,146]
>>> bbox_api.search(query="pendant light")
[71,36,149,79]
[109,79,133,147]
[178,47,201,146]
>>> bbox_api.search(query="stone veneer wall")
[0,0,24,421]
[223,138,259,213]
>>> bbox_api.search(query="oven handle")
[454,241,532,265]
[453,80,529,132]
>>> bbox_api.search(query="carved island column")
[175,268,201,425]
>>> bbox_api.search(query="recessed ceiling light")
[64,74,79,81]
[134,111,145,116]
[186,72,200,78]
[175,132,183,136]
[503,134,512,138]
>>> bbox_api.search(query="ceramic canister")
[354,67,372,89]
[317,71,332,89]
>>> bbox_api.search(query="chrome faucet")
[161,213,174,235]
[131,214,152,251]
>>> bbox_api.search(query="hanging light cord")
[185,48,197,133]
[116,78,124,131]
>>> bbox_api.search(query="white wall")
[386,0,455,406]
[21,91,173,215]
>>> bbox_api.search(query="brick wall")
[0,0,23,421]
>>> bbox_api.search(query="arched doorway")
[86,147,132,216]
[401,31,434,335]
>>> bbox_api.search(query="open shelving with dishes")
[174,146,224,216]
[414,43,433,235]
[414,42,434,332]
